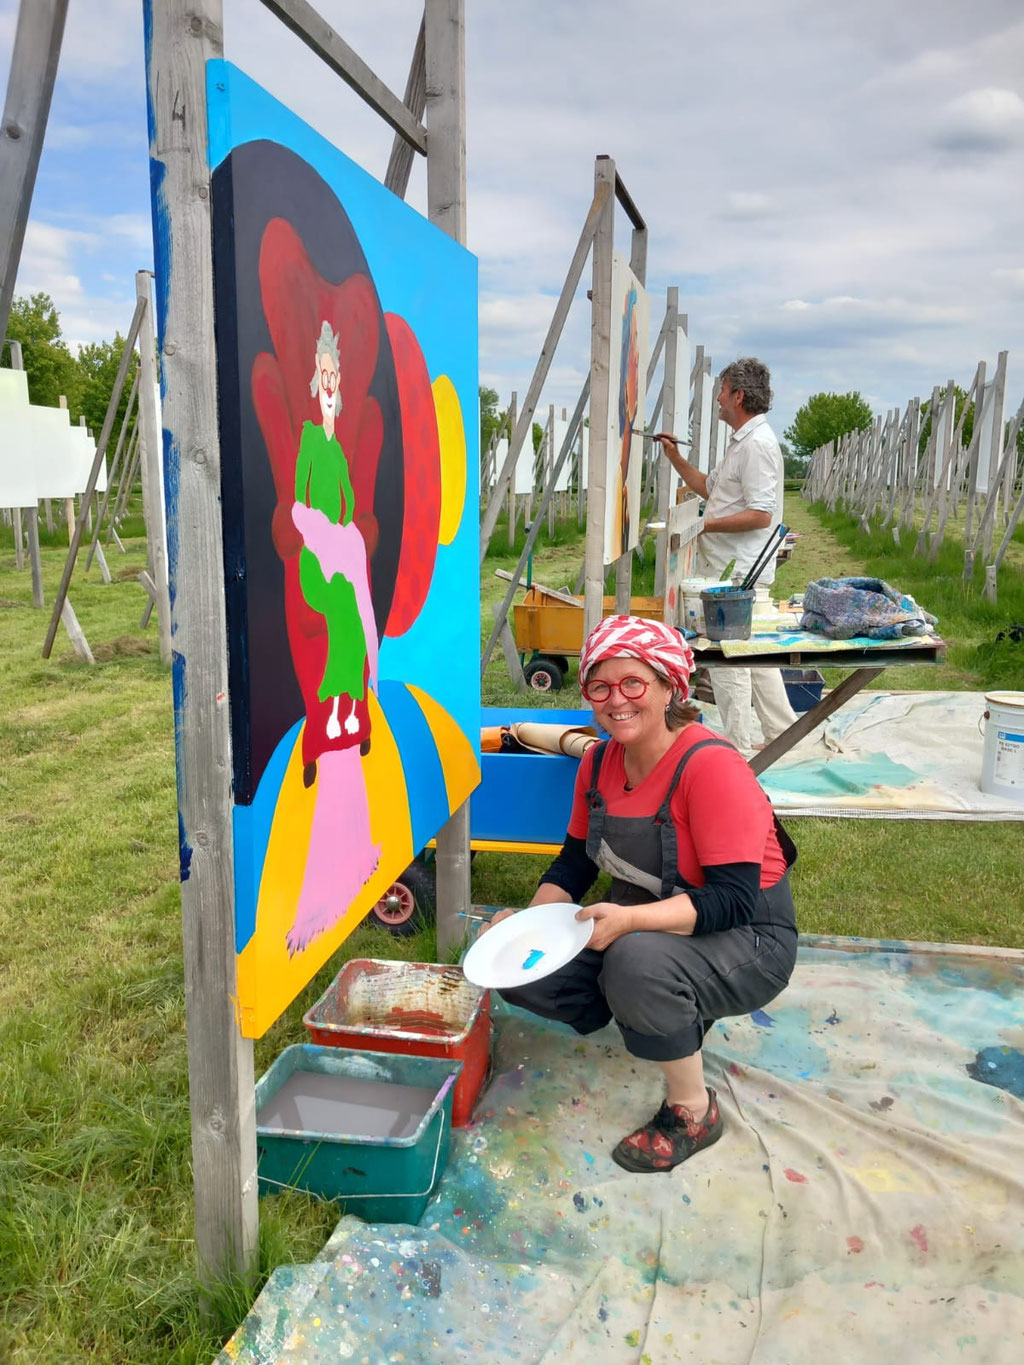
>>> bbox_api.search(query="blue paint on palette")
[522,950,545,970]
[967,1046,1024,1099]
[750,1009,775,1028]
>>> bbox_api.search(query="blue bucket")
[700,586,755,641]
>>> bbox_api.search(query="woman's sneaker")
[612,1087,722,1172]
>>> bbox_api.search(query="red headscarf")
[580,614,695,700]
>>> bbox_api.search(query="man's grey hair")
[309,320,342,415]
[718,357,772,415]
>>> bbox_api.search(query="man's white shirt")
[697,413,785,585]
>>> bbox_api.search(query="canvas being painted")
[205,62,480,1037]
[603,252,649,565]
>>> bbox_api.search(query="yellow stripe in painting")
[406,682,480,815]
[235,692,413,1039]
[432,374,466,546]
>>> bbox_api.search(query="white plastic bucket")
[980,692,1024,802]
[679,578,717,634]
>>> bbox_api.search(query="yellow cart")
[512,582,663,690]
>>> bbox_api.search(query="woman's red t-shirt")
[567,724,788,889]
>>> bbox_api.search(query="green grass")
[1,499,1023,1361]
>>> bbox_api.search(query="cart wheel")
[550,655,571,675]
[368,859,436,936]
[524,657,564,692]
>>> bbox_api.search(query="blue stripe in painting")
[233,719,303,954]
[377,680,447,854]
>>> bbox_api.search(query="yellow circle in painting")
[433,374,466,546]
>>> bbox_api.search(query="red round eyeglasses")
[581,675,650,703]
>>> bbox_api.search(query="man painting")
[655,357,796,754]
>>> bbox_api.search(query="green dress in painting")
[295,420,368,702]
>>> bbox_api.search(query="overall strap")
[585,740,609,811]
[653,736,734,824]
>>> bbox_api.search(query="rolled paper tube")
[511,722,599,758]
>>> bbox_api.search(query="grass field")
[1,494,1021,1361]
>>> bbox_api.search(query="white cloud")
[934,87,1024,152]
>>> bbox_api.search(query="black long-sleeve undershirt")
[538,836,762,935]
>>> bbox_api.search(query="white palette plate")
[462,903,594,990]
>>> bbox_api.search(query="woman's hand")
[476,907,516,938]
[575,902,636,951]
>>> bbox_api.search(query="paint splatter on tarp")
[221,938,1024,1363]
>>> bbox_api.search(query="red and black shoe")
[611,1087,723,1173]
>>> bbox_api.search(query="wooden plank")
[259,0,427,153]
[143,0,257,1286]
[655,289,680,598]
[383,15,426,198]
[748,668,885,775]
[493,567,581,607]
[583,156,616,636]
[424,0,472,961]
[481,377,590,672]
[478,179,612,557]
[25,504,44,607]
[93,538,111,585]
[86,370,138,569]
[613,215,647,614]
[136,271,172,665]
[0,0,69,339]
[12,507,24,569]
[43,294,145,657]
[492,601,526,690]
[60,597,93,664]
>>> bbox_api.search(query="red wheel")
[368,859,436,936]
[373,881,416,928]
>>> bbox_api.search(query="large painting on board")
[204,62,480,1038]
[603,252,650,564]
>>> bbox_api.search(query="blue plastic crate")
[782,668,825,712]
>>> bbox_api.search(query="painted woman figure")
[292,320,378,747]
[286,320,380,955]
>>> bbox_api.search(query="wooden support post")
[13,507,24,569]
[424,0,472,961]
[86,371,138,569]
[614,206,647,614]
[583,156,616,636]
[654,292,681,598]
[144,0,257,1288]
[491,601,525,689]
[136,270,172,665]
[547,403,556,537]
[481,377,589,674]
[383,16,426,199]
[479,181,611,558]
[43,295,143,656]
[25,506,44,606]
[0,0,69,339]
[93,538,111,585]
[43,498,53,533]
[60,598,93,664]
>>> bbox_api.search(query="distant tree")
[784,391,873,460]
[918,385,974,457]
[480,386,502,452]
[5,292,81,416]
[78,333,139,439]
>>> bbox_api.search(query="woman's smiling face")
[584,657,672,747]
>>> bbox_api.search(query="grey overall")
[499,737,798,1060]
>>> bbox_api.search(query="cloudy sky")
[3,0,1023,438]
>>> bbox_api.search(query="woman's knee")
[600,933,694,1020]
